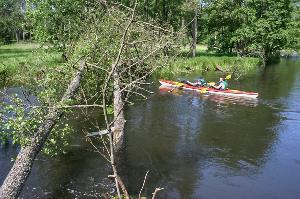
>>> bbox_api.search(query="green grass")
[0,42,62,84]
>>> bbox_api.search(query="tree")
[0,0,24,43]
[247,0,292,63]
[0,1,177,198]
[285,0,300,52]
[204,0,293,64]
[27,0,102,60]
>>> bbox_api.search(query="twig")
[152,187,164,199]
[86,62,109,73]
[132,85,154,94]
[31,104,103,109]
[135,21,172,33]
[86,137,110,162]
[138,170,149,199]
[124,89,148,100]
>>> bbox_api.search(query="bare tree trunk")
[112,68,125,150]
[15,31,19,42]
[22,32,26,41]
[162,0,167,22]
[0,61,85,199]
[191,6,198,57]
[109,66,129,199]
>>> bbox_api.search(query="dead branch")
[152,187,165,199]
[86,137,110,162]
[135,21,173,33]
[31,104,103,109]
[124,89,148,100]
[86,62,109,73]
[100,2,138,199]
[102,1,137,126]
[138,170,149,199]
[116,175,130,199]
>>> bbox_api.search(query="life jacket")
[197,78,207,86]
[221,80,228,90]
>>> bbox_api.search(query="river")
[1,59,300,198]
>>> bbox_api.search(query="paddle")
[169,81,208,94]
[169,79,201,92]
[225,74,232,80]
[168,82,185,92]
[207,74,232,87]
[199,88,208,93]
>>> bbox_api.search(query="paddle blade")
[207,82,215,86]
[175,82,184,86]
[225,74,232,80]
[200,88,207,93]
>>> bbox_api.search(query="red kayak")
[159,79,259,99]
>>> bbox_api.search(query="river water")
[1,59,300,198]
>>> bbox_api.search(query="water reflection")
[121,89,280,198]
[198,103,280,173]
[119,93,209,198]
[159,86,259,107]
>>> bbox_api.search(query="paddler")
[212,77,228,90]
[180,78,207,87]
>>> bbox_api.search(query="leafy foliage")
[0,93,72,156]
[0,0,24,44]
[285,0,300,52]
[204,0,293,63]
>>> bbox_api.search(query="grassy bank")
[156,45,261,78]
[0,42,62,84]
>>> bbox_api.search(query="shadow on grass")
[0,54,33,60]
[0,48,33,55]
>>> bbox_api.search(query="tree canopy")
[0,0,24,44]
[204,0,293,63]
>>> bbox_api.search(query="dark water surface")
[1,59,300,198]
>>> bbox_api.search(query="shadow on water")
[120,93,205,198]
[119,93,280,198]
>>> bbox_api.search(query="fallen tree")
[1,1,181,198]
